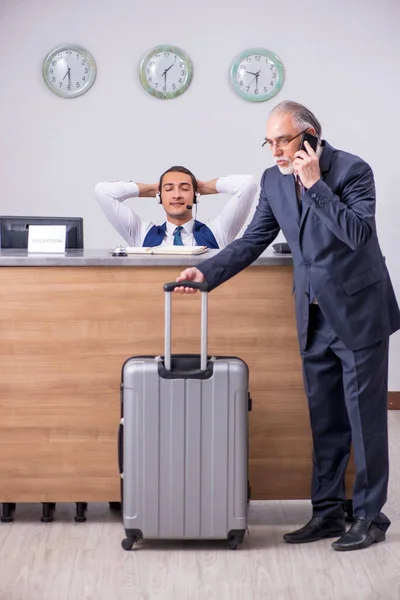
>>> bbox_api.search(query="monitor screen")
[0,216,84,249]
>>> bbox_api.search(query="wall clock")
[230,48,284,102]
[42,44,97,98]
[139,45,193,99]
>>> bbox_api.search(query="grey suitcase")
[119,281,251,550]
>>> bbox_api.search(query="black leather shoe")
[283,516,346,544]
[332,517,385,551]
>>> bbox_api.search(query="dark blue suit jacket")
[199,141,400,351]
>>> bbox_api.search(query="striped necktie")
[173,225,184,246]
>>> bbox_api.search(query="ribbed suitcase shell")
[120,353,249,549]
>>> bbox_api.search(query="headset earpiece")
[193,191,200,204]
[156,192,162,204]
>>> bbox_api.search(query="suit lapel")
[299,141,332,231]
[280,174,300,225]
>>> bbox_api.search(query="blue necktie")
[296,177,315,303]
[173,225,184,246]
[296,176,305,215]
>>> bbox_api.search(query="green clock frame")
[230,47,284,102]
[139,45,193,100]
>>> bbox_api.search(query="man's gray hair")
[270,101,322,138]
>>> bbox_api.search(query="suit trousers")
[301,304,390,531]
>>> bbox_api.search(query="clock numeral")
[246,86,250,92]
[82,76,86,81]
[82,60,86,65]
[272,72,276,78]
[179,78,182,83]
[67,85,71,91]
[84,68,88,74]
[154,82,159,88]
[146,69,150,74]
[49,69,53,74]
[240,81,243,87]
[246,57,251,62]
[148,77,152,82]
[76,82,80,88]
[255,55,261,61]
[164,52,170,57]
[172,83,176,90]
[264,86,268,92]
[179,61,184,67]
[270,65,275,70]
[181,70,185,76]
[155,54,160,58]
[270,81,274,86]
[163,86,167,92]
[66,51,71,55]
[59,82,63,88]
[76,53,80,59]
[51,76,56,82]
[51,60,57,66]
[240,64,246,70]
[254,89,258,95]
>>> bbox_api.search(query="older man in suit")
[174,100,400,551]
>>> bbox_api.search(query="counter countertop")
[0,247,292,267]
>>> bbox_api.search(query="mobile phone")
[301,132,318,153]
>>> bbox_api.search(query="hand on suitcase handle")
[165,280,208,293]
[172,267,207,294]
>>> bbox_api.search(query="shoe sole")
[332,533,386,551]
[283,529,346,544]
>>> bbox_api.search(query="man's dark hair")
[159,165,198,194]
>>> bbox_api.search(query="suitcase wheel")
[227,530,245,550]
[228,537,240,550]
[121,535,140,551]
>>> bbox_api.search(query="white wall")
[1,0,400,386]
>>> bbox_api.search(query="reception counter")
[0,248,354,503]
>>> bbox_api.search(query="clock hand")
[247,70,261,88]
[246,71,258,76]
[62,68,69,81]
[165,56,177,73]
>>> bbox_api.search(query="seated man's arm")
[203,175,257,247]
[95,181,157,246]
[176,171,280,293]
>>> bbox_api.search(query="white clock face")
[42,45,96,98]
[230,48,284,102]
[140,45,193,100]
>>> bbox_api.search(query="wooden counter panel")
[0,265,354,502]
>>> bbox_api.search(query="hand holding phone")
[293,132,321,189]
[300,132,319,153]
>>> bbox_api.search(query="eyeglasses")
[262,129,307,150]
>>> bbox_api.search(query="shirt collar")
[166,219,194,236]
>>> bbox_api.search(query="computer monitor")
[0,216,84,249]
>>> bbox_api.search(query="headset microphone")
[186,205,193,210]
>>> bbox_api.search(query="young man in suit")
[95,166,257,249]
[174,101,400,551]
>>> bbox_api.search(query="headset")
[156,190,200,209]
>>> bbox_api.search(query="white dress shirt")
[95,175,257,248]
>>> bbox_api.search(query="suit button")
[304,262,311,268]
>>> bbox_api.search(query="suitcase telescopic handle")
[163,281,209,371]
[163,282,209,293]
